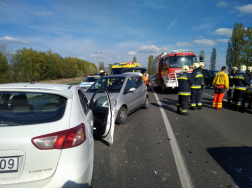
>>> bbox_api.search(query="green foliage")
[0,46,97,83]
[0,52,10,84]
[209,48,217,71]
[133,56,137,62]
[148,55,153,75]
[199,50,205,62]
[226,23,252,70]
[108,64,113,72]
[99,61,104,71]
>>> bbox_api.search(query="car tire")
[115,106,127,124]
[143,96,149,109]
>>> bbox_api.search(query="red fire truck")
[152,49,197,93]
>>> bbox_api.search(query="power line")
[0,1,96,52]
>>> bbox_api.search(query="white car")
[0,83,114,188]
[79,76,100,91]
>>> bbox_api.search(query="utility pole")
[94,52,102,73]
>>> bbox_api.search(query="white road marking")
[150,86,193,188]
[203,92,228,102]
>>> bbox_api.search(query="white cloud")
[176,42,193,47]
[193,39,217,47]
[136,45,169,53]
[0,36,29,43]
[192,24,212,30]
[212,28,233,37]
[198,36,203,38]
[167,18,178,30]
[235,4,252,14]
[35,11,54,15]
[108,58,112,60]
[228,10,236,13]
[127,51,136,55]
[216,2,228,7]
[117,56,121,58]
[89,54,102,58]
[77,57,86,60]
[215,39,229,43]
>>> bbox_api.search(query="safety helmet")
[232,66,238,71]
[199,62,205,68]
[192,63,199,70]
[100,70,104,73]
[247,66,252,72]
[182,65,189,73]
[240,65,246,72]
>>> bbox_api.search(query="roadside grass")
[36,77,85,84]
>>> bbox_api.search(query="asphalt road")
[91,87,252,188]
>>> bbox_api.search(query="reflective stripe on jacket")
[190,68,204,89]
[178,72,194,95]
[234,71,251,90]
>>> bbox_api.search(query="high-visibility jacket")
[213,71,229,89]
[190,68,203,89]
[234,71,251,90]
[178,72,194,95]
[228,72,235,89]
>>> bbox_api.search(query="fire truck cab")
[153,49,197,93]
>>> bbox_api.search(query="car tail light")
[32,123,86,150]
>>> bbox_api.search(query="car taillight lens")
[32,123,86,150]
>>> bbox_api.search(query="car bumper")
[0,140,94,188]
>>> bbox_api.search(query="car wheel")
[115,106,127,124]
[143,96,149,109]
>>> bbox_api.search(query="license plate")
[0,157,19,173]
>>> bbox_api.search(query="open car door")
[89,90,115,144]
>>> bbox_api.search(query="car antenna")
[29,72,34,84]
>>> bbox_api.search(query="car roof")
[0,83,74,99]
[122,72,143,76]
[87,75,100,77]
[103,74,128,78]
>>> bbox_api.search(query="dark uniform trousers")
[232,89,245,110]
[191,89,202,107]
[227,89,232,101]
[177,96,189,113]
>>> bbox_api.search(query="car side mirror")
[128,88,136,92]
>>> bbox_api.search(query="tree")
[244,27,252,66]
[209,48,217,70]
[199,50,205,62]
[0,52,10,83]
[148,55,153,75]
[108,64,113,72]
[132,56,137,62]
[226,40,234,72]
[99,61,104,71]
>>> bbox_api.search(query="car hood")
[85,92,120,102]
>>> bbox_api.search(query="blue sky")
[0,0,251,70]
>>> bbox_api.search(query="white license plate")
[0,157,19,173]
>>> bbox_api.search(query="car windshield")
[88,77,126,92]
[121,68,147,74]
[169,55,197,68]
[110,68,124,75]
[83,77,99,82]
[0,92,67,126]
[208,71,218,77]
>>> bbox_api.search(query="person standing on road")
[190,63,203,110]
[100,70,105,77]
[246,67,252,81]
[198,62,206,100]
[212,66,229,109]
[227,67,237,103]
[177,65,194,116]
[232,65,252,112]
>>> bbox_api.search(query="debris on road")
[212,171,218,174]
[162,177,167,181]
[153,170,157,175]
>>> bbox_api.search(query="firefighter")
[100,70,105,77]
[190,63,203,110]
[212,66,229,109]
[227,66,238,103]
[177,65,194,116]
[198,62,206,100]
[232,65,252,112]
[246,67,252,81]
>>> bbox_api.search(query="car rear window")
[0,92,67,126]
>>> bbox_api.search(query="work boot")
[181,112,190,116]
[198,106,202,110]
[177,107,180,114]
[189,107,195,110]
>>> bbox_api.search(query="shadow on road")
[94,135,110,147]
[62,181,90,188]
[207,146,252,188]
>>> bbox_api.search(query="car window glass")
[78,90,88,114]
[125,77,135,92]
[134,76,142,89]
